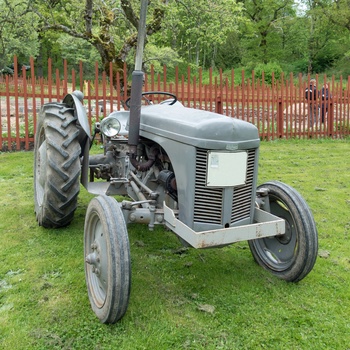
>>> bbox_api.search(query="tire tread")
[34,103,81,228]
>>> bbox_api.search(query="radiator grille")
[194,150,223,224]
[231,149,255,224]
[194,149,256,225]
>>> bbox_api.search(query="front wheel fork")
[256,187,271,212]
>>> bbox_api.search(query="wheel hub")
[85,221,110,309]
[86,241,101,276]
[276,220,292,244]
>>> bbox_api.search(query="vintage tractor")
[33,86,318,323]
[33,1,318,324]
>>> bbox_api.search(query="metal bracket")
[163,203,285,248]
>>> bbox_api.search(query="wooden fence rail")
[1,56,350,151]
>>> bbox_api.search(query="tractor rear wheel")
[84,195,131,324]
[249,181,318,282]
[34,103,81,228]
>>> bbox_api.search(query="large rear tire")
[84,195,131,324]
[34,103,81,228]
[249,181,318,282]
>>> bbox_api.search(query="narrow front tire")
[249,181,318,282]
[84,195,131,323]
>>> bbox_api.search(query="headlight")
[100,116,121,137]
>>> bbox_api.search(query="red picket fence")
[1,56,350,151]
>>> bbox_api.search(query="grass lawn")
[0,138,349,349]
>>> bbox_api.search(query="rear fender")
[63,91,91,189]
[63,91,91,141]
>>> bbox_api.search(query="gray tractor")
[33,85,318,323]
[33,1,318,324]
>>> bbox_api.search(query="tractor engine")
[89,101,260,234]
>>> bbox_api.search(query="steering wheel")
[125,91,177,109]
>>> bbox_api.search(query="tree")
[0,0,39,67]
[317,0,350,31]
[28,0,167,87]
[313,0,350,74]
[302,0,348,74]
[158,0,244,68]
[238,0,296,64]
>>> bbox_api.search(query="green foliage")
[137,44,183,75]
[325,50,350,78]
[238,0,297,64]
[0,0,39,66]
[57,35,101,66]
[286,58,310,75]
[254,62,284,84]
[160,0,244,67]
[336,121,350,133]
[19,115,34,138]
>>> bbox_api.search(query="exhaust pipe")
[128,0,148,156]
[128,70,144,155]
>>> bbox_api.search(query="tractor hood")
[139,103,260,150]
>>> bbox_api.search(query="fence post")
[328,99,334,137]
[215,95,222,114]
[277,97,284,138]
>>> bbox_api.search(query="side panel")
[139,132,197,228]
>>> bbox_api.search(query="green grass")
[1,138,350,349]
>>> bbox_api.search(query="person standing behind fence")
[320,83,330,126]
[305,78,318,128]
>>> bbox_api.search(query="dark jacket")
[305,84,318,101]
[321,87,330,101]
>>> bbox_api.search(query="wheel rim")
[35,133,47,207]
[253,198,298,271]
[85,211,109,308]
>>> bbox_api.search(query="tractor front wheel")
[249,181,318,282]
[84,195,131,324]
